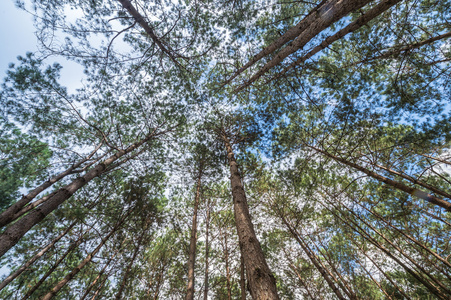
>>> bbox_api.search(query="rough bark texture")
[0,132,155,258]
[220,0,329,87]
[310,145,451,211]
[185,175,202,300]
[222,133,279,300]
[235,0,372,92]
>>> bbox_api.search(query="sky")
[0,0,84,93]
[0,1,37,77]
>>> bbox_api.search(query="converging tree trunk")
[185,174,202,300]
[221,131,279,300]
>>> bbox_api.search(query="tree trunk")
[185,174,202,300]
[277,210,346,300]
[234,0,372,92]
[203,199,211,300]
[310,145,451,211]
[321,198,448,299]
[80,244,122,300]
[221,132,279,300]
[273,0,403,82]
[0,132,156,258]
[115,233,144,300]
[0,143,102,228]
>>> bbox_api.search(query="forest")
[0,0,450,298]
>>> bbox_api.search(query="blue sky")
[0,0,84,93]
[0,1,37,75]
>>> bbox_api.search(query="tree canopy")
[0,0,450,298]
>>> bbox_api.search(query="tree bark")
[0,131,156,258]
[220,0,329,87]
[320,197,448,299]
[115,233,145,300]
[116,0,182,65]
[185,174,202,300]
[80,244,122,300]
[277,210,346,300]
[221,132,279,300]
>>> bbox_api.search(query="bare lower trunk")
[185,175,202,300]
[222,133,279,300]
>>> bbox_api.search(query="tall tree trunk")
[276,210,346,300]
[0,132,156,258]
[0,221,76,291]
[309,145,451,211]
[240,244,246,300]
[222,230,232,300]
[234,0,373,92]
[0,143,103,228]
[320,198,448,299]
[221,133,279,300]
[272,0,403,82]
[80,243,122,300]
[185,174,202,300]
[203,199,211,300]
